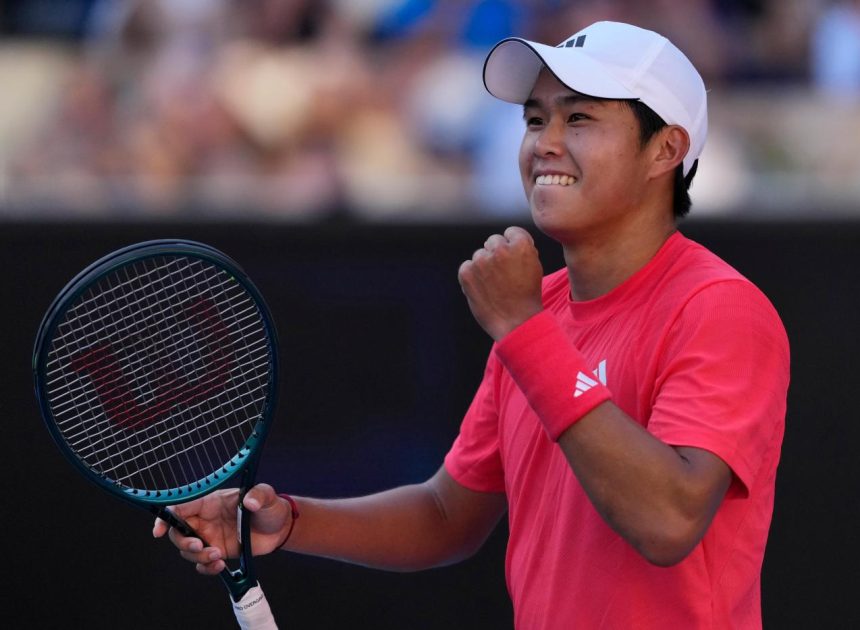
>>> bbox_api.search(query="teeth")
[536,174,575,186]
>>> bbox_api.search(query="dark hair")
[625,100,697,219]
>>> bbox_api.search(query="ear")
[649,125,690,179]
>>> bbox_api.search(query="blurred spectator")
[811,0,860,99]
[1,0,99,39]
[1,0,858,219]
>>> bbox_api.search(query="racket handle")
[231,584,278,630]
[156,506,268,620]
[155,506,199,538]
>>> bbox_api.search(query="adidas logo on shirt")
[573,360,607,398]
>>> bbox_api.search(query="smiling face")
[518,69,658,243]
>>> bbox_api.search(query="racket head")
[33,239,279,507]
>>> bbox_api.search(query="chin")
[530,203,593,245]
[529,209,573,242]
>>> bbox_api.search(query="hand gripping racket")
[33,240,280,629]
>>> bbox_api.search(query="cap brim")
[483,38,637,104]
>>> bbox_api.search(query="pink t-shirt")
[444,232,790,629]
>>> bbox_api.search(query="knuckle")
[506,225,533,245]
[484,233,502,248]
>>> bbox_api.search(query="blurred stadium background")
[2,1,858,629]
[1,0,859,220]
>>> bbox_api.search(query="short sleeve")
[444,352,506,493]
[648,280,790,495]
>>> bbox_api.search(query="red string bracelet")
[275,493,300,549]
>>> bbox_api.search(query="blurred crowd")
[0,0,858,220]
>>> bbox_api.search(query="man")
[156,21,789,628]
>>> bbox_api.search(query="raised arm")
[458,226,733,566]
[155,467,507,575]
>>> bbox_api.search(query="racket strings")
[116,262,177,491]
[45,259,214,368]
[83,261,263,487]
[45,263,230,380]
[44,254,273,494]
[51,270,250,434]
[64,350,269,487]
[78,359,270,473]
[186,268,251,479]
[50,306,266,421]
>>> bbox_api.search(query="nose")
[533,118,565,157]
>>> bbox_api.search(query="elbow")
[426,529,491,569]
[638,542,695,568]
[631,519,705,567]
[451,536,489,564]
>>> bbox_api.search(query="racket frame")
[32,239,280,601]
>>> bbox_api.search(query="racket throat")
[228,490,259,600]
[152,505,258,601]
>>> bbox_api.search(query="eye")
[525,116,544,128]
[568,112,589,123]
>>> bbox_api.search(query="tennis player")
[156,21,789,628]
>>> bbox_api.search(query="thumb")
[242,483,277,512]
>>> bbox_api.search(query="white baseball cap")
[483,21,707,176]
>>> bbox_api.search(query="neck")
[563,214,677,302]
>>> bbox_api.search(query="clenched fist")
[458,226,544,341]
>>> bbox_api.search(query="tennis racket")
[33,239,280,629]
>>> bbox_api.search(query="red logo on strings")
[69,298,235,430]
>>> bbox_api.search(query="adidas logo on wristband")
[574,360,607,398]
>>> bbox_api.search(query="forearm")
[494,312,731,565]
[282,485,448,571]
[557,402,731,565]
[281,472,505,571]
